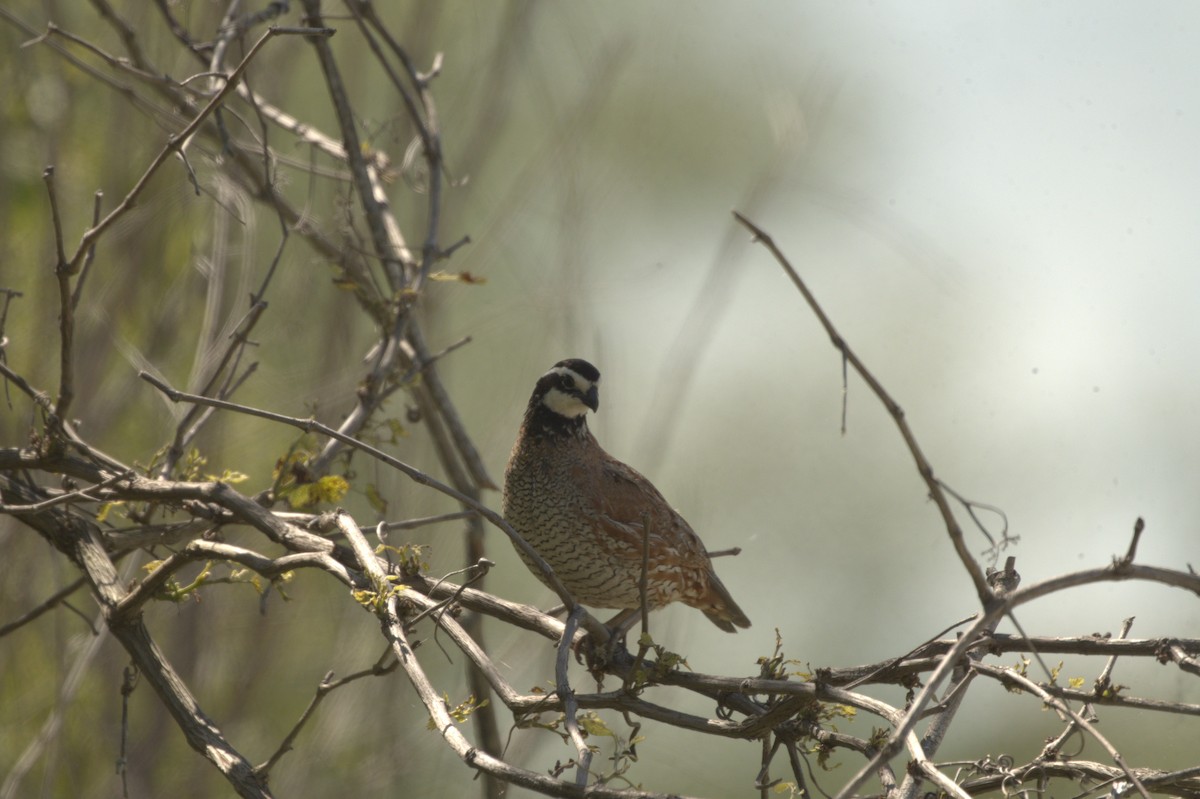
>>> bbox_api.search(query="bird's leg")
[603,608,640,640]
[569,609,636,675]
[544,603,568,618]
[592,608,640,667]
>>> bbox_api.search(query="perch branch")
[557,606,593,787]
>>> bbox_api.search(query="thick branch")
[336,510,691,799]
[3,480,270,798]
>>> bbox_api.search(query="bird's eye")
[561,375,575,389]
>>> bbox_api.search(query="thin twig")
[971,661,1151,799]
[347,3,444,292]
[158,301,268,479]
[70,191,103,311]
[298,1,407,289]
[939,479,1015,564]
[783,738,811,799]
[1094,616,1135,697]
[117,663,138,799]
[0,578,87,638]
[408,558,494,627]
[734,210,991,603]
[255,658,398,779]
[828,556,1200,799]
[557,605,593,788]
[845,613,977,690]
[1121,517,1145,565]
[385,510,477,530]
[0,469,132,513]
[44,166,75,424]
[406,324,495,488]
[756,735,780,797]
[66,24,334,275]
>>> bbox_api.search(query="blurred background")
[2,2,1198,797]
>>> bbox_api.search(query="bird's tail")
[697,573,751,633]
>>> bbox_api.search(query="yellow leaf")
[578,711,614,738]
[287,483,317,509]
[206,470,249,484]
[96,501,123,523]
[315,475,349,503]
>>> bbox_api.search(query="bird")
[502,358,751,633]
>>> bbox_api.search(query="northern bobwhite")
[502,359,751,632]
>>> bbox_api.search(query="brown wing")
[588,454,711,565]
[565,437,750,629]
[573,445,752,630]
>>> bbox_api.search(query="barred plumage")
[502,359,750,632]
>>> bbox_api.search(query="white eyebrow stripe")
[545,365,596,393]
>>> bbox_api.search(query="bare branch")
[136,371,594,632]
[734,210,991,603]
[556,606,593,787]
[298,1,408,290]
[334,509,687,799]
[256,656,398,779]
[43,166,75,425]
[1122,516,1146,565]
[0,578,87,638]
[2,479,271,797]
[70,190,104,311]
[1094,615,1136,699]
[971,661,1151,798]
[67,24,334,275]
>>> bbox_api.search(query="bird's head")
[535,358,600,419]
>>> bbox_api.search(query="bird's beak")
[582,385,599,412]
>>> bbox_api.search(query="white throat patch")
[542,388,590,417]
